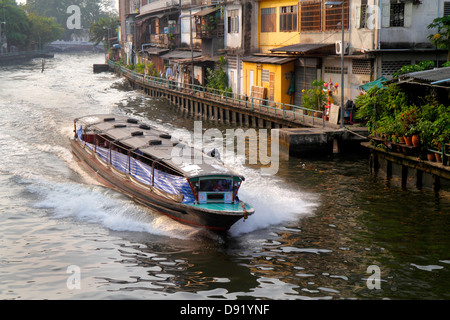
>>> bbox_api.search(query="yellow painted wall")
[243,60,294,106]
[259,0,300,53]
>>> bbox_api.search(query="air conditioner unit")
[335,41,349,55]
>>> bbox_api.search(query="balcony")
[194,7,224,39]
[139,0,180,15]
[151,33,179,49]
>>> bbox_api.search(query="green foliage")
[355,84,408,134]
[357,82,450,151]
[392,60,434,78]
[136,63,145,74]
[28,13,64,49]
[205,56,230,92]
[168,33,176,50]
[25,0,116,41]
[301,79,327,111]
[0,0,65,51]
[89,16,119,49]
[428,15,450,61]
[147,63,160,78]
[1,0,30,50]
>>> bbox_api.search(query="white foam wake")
[26,178,196,239]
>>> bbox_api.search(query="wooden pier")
[363,141,450,193]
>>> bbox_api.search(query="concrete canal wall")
[0,51,54,64]
[278,127,369,159]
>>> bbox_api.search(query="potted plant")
[417,119,436,161]
[399,107,419,146]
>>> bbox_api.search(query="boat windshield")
[199,178,232,192]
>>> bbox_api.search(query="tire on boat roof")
[149,139,162,145]
[131,131,144,136]
[139,124,151,130]
[159,133,171,139]
[127,118,139,124]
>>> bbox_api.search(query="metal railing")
[427,143,450,166]
[107,59,326,127]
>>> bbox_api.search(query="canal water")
[1,53,450,300]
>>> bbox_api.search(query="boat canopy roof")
[75,114,243,180]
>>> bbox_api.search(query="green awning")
[360,77,387,91]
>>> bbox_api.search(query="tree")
[1,0,30,50]
[427,16,450,61]
[25,0,116,40]
[28,13,64,49]
[89,16,119,50]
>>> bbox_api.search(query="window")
[381,60,411,76]
[445,2,450,16]
[352,59,372,75]
[228,55,237,69]
[261,69,270,83]
[261,7,276,32]
[390,2,405,27]
[280,5,297,32]
[325,0,349,30]
[228,9,239,33]
[324,66,348,74]
[199,178,233,192]
[300,1,321,31]
[359,0,368,28]
[381,0,412,28]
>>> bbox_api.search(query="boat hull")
[70,139,252,231]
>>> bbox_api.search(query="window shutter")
[444,2,450,16]
[404,2,412,27]
[381,2,390,28]
[355,5,361,29]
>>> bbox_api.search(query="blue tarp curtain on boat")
[84,142,195,203]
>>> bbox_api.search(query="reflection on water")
[1,53,449,300]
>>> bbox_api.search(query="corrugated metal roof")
[160,50,202,60]
[404,67,450,82]
[175,55,220,64]
[193,7,219,17]
[144,47,169,55]
[242,55,296,65]
[269,43,335,54]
